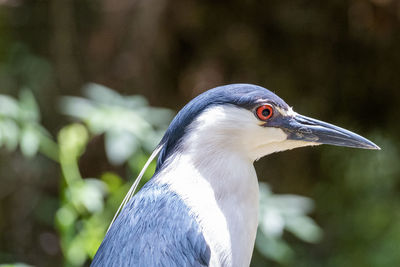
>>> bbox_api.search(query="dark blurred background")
[0,0,399,266]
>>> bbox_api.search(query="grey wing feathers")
[91,182,211,267]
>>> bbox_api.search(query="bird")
[91,84,379,267]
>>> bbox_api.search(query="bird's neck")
[156,142,259,267]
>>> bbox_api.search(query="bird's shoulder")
[91,180,211,267]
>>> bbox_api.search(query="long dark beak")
[274,114,380,150]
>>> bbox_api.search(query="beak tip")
[360,140,380,150]
[370,144,381,150]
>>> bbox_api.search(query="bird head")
[157,84,379,167]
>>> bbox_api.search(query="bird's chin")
[251,140,319,161]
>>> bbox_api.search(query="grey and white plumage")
[92,84,379,267]
[92,182,210,266]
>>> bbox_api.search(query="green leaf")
[66,235,87,266]
[101,172,123,194]
[56,205,77,231]
[84,83,148,108]
[0,95,19,118]
[74,179,107,213]
[58,123,89,158]
[285,215,323,243]
[137,107,175,128]
[0,264,34,267]
[105,130,139,165]
[59,96,96,120]
[20,125,40,157]
[259,207,285,238]
[255,229,294,264]
[0,119,19,151]
[18,89,40,122]
[258,182,322,262]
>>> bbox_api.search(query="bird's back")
[91,180,211,267]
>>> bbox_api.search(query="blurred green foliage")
[0,264,33,267]
[60,83,174,165]
[0,85,175,266]
[0,0,399,266]
[0,90,56,159]
[256,183,322,264]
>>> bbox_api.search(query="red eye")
[256,105,273,121]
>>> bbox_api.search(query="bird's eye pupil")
[262,109,270,117]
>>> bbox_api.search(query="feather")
[107,144,164,232]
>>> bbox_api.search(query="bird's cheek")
[260,127,288,144]
[244,127,288,155]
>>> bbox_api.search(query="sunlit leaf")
[20,125,40,157]
[75,179,107,213]
[257,182,321,263]
[285,215,323,243]
[136,107,175,127]
[0,119,19,151]
[0,264,34,267]
[59,96,96,120]
[270,194,314,216]
[101,172,123,194]
[105,130,139,165]
[18,89,40,122]
[0,95,19,118]
[83,83,148,108]
[81,215,108,258]
[66,236,87,266]
[56,205,77,231]
[255,229,293,264]
[58,123,89,158]
[259,208,285,238]
[84,83,124,104]
[61,83,174,162]
[122,95,148,109]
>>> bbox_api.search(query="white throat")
[156,148,259,267]
[154,105,314,266]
